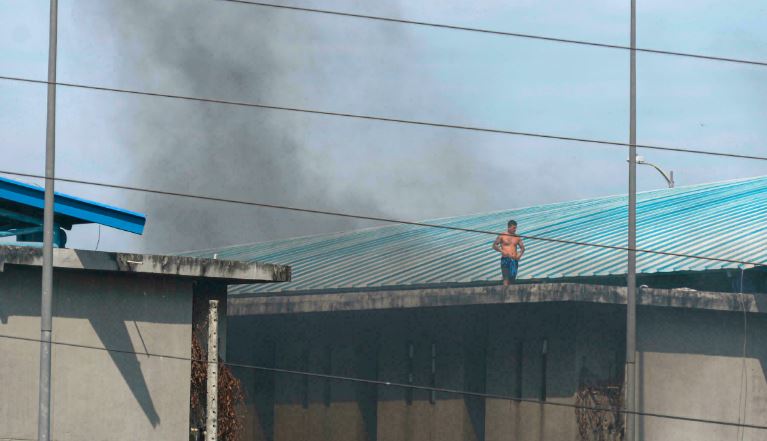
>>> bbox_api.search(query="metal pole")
[206,300,219,441]
[38,1,58,440]
[626,0,637,439]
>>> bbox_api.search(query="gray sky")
[1,0,765,253]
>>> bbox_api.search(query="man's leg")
[508,259,519,283]
[501,258,511,286]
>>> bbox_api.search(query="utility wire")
[1,5,761,435]
[2,75,767,162]
[1,333,766,431]
[220,0,767,68]
[0,168,764,268]
[94,224,101,251]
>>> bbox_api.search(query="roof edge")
[228,283,764,315]
[0,176,146,234]
[0,245,290,284]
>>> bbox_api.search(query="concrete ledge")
[228,283,766,315]
[0,246,291,283]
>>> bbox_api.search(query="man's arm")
[517,239,525,259]
[492,235,502,253]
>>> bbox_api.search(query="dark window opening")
[406,341,414,405]
[540,338,548,402]
[430,342,437,404]
[515,340,523,399]
[301,347,309,409]
[323,345,332,407]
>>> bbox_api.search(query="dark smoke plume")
[93,0,397,253]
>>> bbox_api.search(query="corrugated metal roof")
[0,176,146,234]
[183,176,767,294]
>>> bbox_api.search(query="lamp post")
[628,155,675,188]
[626,1,637,440]
[38,1,57,441]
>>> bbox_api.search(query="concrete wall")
[0,265,194,441]
[228,299,767,441]
[636,307,767,441]
[229,303,620,441]
[229,311,386,441]
[484,304,588,441]
[375,308,485,441]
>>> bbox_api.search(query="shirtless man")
[492,220,525,285]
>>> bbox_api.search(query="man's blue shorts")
[500,257,519,282]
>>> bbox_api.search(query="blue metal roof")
[183,176,767,294]
[0,176,146,243]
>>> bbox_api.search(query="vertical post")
[206,300,219,441]
[38,1,58,441]
[626,0,638,440]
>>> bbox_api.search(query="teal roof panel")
[183,176,767,294]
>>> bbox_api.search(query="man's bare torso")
[498,234,522,259]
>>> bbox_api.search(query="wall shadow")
[1,266,194,428]
[88,314,162,427]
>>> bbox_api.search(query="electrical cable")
[2,5,763,436]
[219,0,767,68]
[1,333,766,431]
[2,75,767,162]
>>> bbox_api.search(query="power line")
[0,168,764,268]
[1,332,766,431]
[0,6,760,437]
[220,0,767,68]
[2,74,767,162]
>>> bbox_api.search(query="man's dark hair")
[508,220,517,227]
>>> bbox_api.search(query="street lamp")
[627,155,675,188]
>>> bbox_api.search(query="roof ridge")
[181,175,767,254]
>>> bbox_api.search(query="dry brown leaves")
[190,326,246,441]
[575,383,624,441]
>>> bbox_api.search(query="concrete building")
[188,177,767,441]
[0,177,290,441]
[0,246,290,441]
